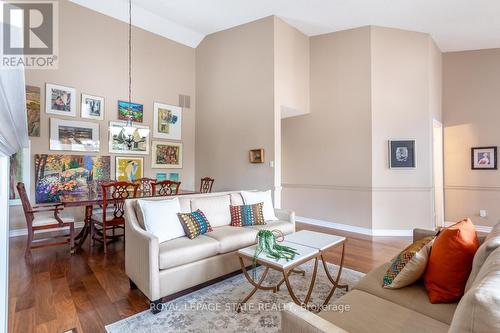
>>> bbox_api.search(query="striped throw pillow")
[177,209,213,239]
[230,203,266,227]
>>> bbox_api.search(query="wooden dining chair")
[152,180,181,196]
[136,177,155,197]
[17,182,75,257]
[200,177,215,193]
[91,181,139,254]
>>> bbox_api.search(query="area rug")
[106,261,364,333]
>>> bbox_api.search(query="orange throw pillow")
[424,218,480,303]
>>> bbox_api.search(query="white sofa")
[124,191,295,313]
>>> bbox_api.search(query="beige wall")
[10,1,196,230]
[443,48,500,227]
[195,17,276,192]
[282,26,441,232]
[282,27,373,229]
[370,27,439,230]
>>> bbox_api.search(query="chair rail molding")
[445,184,500,192]
[282,183,432,192]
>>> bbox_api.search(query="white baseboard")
[444,221,492,234]
[9,222,85,238]
[296,216,414,237]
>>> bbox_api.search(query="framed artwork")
[115,156,144,182]
[50,118,100,152]
[168,172,179,182]
[118,100,143,122]
[81,94,105,120]
[108,121,150,155]
[471,146,497,170]
[45,83,76,117]
[153,102,182,140]
[152,141,182,169]
[34,154,111,203]
[156,172,168,181]
[389,140,416,169]
[9,142,31,205]
[249,149,265,163]
[26,85,40,137]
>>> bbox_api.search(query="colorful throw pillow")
[383,236,435,289]
[424,218,480,303]
[230,203,266,227]
[177,210,213,239]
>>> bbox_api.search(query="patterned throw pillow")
[230,203,266,227]
[177,210,213,239]
[383,236,435,289]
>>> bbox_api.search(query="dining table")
[60,190,199,251]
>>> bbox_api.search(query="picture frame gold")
[249,149,265,164]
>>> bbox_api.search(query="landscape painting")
[118,100,143,122]
[152,141,182,169]
[34,154,111,203]
[50,118,100,152]
[26,85,40,137]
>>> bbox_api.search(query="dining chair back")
[152,180,181,196]
[136,177,155,197]
[200,177,215,193]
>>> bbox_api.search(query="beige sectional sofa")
[124,191,295,313]
[282,223,500,333]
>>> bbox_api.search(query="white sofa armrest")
[275,208,295,224]
[124,200,160,301]
[281,303,349,333]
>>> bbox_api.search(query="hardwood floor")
[8,222,412,333]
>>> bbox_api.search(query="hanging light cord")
[128,0,132,122]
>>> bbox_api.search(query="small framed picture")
[46,83,77,117]
[152,141,182,169]
[116,156,144,182]
[81,94,105,120]
[118,100,143,122]
[153,102,182,140]
[249,149,265,163]
[471,147,497,170]
[156,172,168,181]
[50,118,100,152]
[389,140,416,168]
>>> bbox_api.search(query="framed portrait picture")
[26,85,40,137]
[115,156,144,182]
[389,140,416,169]
[81,94,105,120]
[471,146,497,170]
[118,100,143,122]
[249,149,265,163]
[9,142,31,206]
[50,118,100,152]
[152,141,183,169]
[45,83,76,117]
[153,102,182,140]
[108,121,150,155]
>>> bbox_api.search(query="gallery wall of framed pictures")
[18,81,186,202]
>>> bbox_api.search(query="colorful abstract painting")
[118,100,143,122]
[153,102,182,140]
[116,157,143,182]
[34,154,111,203]
[26,85,40,137]
[152,141,182,169]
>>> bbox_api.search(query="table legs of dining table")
[321,242,349,307]
[72,205,92,252]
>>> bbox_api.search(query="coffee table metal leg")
[322,242,349,307]
[276,267,306,291]
[237,265,270,313]
[283,257,319,307]
[238,257,277,292]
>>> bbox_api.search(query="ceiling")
[70,0,500,51]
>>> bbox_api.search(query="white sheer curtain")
[0,66,29,156]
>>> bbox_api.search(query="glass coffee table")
[236,230,348,312]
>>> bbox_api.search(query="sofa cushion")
[137,198,185,243]
[230,192,244,205]
[449,246,500,333]
[383,236,434,289]
[354,262,457,324]
[204,226,258,253]
[178,197,191,213]
[319,290,449,333]
[249,220,295,235]
[465,221,500,292]
[177,210,213,239]
[424,218,480,303]
[241,190,278,221]
[230,203,266,227]
[191,195,231,228]
[159,235,219,270]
